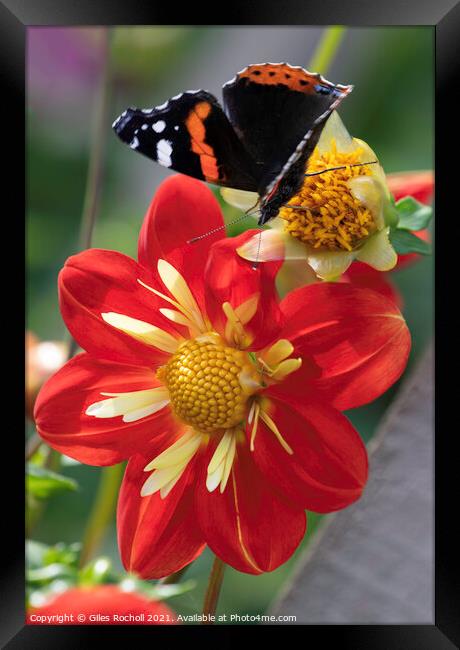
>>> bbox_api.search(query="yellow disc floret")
[157,335,259,433]
[279,140,376,252]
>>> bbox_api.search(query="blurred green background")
[26,26,433,620]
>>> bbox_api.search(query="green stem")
[202,555,226,624]
[25,433,42,461]
[308,26,346,75]
[67,27,113,359]
[79,463,124,567]
[26,447,62,535]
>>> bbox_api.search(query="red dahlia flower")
[35,175,411,577]
[27,585,175,625]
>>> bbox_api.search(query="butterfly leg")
[187,212,253,244]
[251,230,263,270]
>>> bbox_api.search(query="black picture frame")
[4,0,458,646]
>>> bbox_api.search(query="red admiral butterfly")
[113,63,353,225]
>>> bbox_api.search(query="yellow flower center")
[157,335,258,433]
[279,140,376,252]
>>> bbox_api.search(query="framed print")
[2,0,458,646]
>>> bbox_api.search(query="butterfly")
[112,63,353,226]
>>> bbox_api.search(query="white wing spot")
[130,136,140,149]
[157,139,173,167]
[174,125,179,131]
[141,124,148,130]
[152,120,166,133]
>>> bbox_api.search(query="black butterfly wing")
[222,63,353,199]
[113,90,259,191]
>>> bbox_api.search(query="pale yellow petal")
[353,137,390,200]
[306,248,355,280]
[160,472,185,499]
[144,432,202,470]
[271,357,302,381]
[223,301,252,349]
[347,175,385,230]
[268,216,285,231]
[220,434,236,493]
[157,259,202,317]
[86,387,169,421]
[317,111,355,154]
[159,308,194,328]
[234,294,259,325]
[259,410,293,455]
[220,187,259,213]
[275,259,318,296]
[122,401,170,423]
[207,431,232,474]
[237,229,285,262]
[141,430,202,498]
[101,312,180,352]
[263,339,294,367]
[356,228,397,271]
[141,465,184,497]
[206,430,237,493]
[249,401,260,451]
[238,367,262,394]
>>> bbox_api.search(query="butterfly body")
[113,63,353,226]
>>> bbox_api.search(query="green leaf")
[27,541,81,572]
[60,455,81,467]
[118,574,196,601]
[26,464,78,499]
[395,196,432,231]
[383,199,399,228]
[150,580,197,600]
[389,228,432,255]
[27,563,78,585]
[26,540,49,569]
[43,542,81,568]
[79,557,114,586]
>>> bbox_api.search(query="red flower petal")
[195,440,306,574]
[59,249,181,367]
[138,175,225,312]
[249,393,368,512]
[342,261,402,309]
[27,585,176,625]
[34,353,176,465]
[118,447,206,579]
[387,170,434,204]
[204,230,283,350]
[277,283,411,411]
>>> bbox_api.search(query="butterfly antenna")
[187,212,252,244]
[252,230,263,270]
[304,160,378,178]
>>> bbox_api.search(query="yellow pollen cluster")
[157,338,256,433]
[279,140,376,251]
